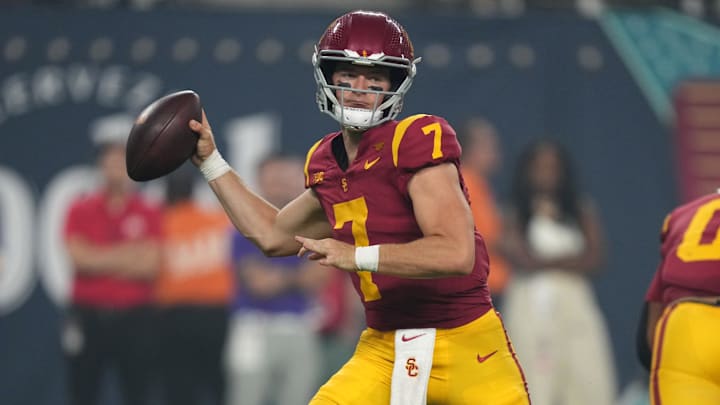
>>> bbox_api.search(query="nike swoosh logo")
[476,350,498,363]
[401,333,427,342]
[364,157,381,170]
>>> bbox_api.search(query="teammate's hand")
[188,109,217,167]
[295,236,357,271]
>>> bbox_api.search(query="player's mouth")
[344,101,372,109]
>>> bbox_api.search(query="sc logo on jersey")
[405,358,419,377]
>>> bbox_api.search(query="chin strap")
[333,105,383,130]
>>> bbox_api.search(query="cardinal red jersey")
[304,114,492,330]
[646,192,720,306]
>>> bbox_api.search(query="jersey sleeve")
[304,138,326,189]
[392,115,461,173]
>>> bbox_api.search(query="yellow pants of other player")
[651,299,720,405]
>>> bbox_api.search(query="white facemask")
[332,104,384,130]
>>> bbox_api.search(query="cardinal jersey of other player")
[645,193,720,306]
[304,114,492,331]
[155,202,233,306]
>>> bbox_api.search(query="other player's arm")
[638,259,665,370]
[636,299,662,371]
[646,301,662,349]
[297,162,475,278]
[190,112,331,257]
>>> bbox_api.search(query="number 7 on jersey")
[332,197,382,302]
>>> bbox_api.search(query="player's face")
[331,63,391,109]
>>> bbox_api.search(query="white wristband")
[200,149,231,182]
[355,245,380,273]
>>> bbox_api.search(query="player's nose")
[355,75,369,89]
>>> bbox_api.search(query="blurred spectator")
[62,114,162,405]
[225,153,327,405]
[458,117,510,302]
[500,139,617,405]
[154,163,233,405]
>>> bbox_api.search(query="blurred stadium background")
[1,0,719,404]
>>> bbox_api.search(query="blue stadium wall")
[0,8,676,405]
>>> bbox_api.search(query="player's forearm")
[375,235,475,278]
[208,171,298,256]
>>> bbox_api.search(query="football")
[126,90,202,181]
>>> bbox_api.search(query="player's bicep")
[407,163,475,267]
[276,189,331,241]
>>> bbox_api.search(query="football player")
[189,10,529,405]
[638,190,720,405]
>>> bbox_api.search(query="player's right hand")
[295,235,357,272]
[189,109,217,167]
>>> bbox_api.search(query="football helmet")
[313,10,420,130]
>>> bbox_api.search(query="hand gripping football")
[126,90,202,181]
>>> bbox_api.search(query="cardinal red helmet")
[312,10,420,130]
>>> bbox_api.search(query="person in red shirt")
[186,10,529,405]
[62,114,162,405]
[639,191,720,405]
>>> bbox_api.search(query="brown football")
[126,90,201,181]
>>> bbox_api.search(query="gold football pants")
[311,310,530,405]
[651,300,720,405]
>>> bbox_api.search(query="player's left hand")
[295,236,357,271]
